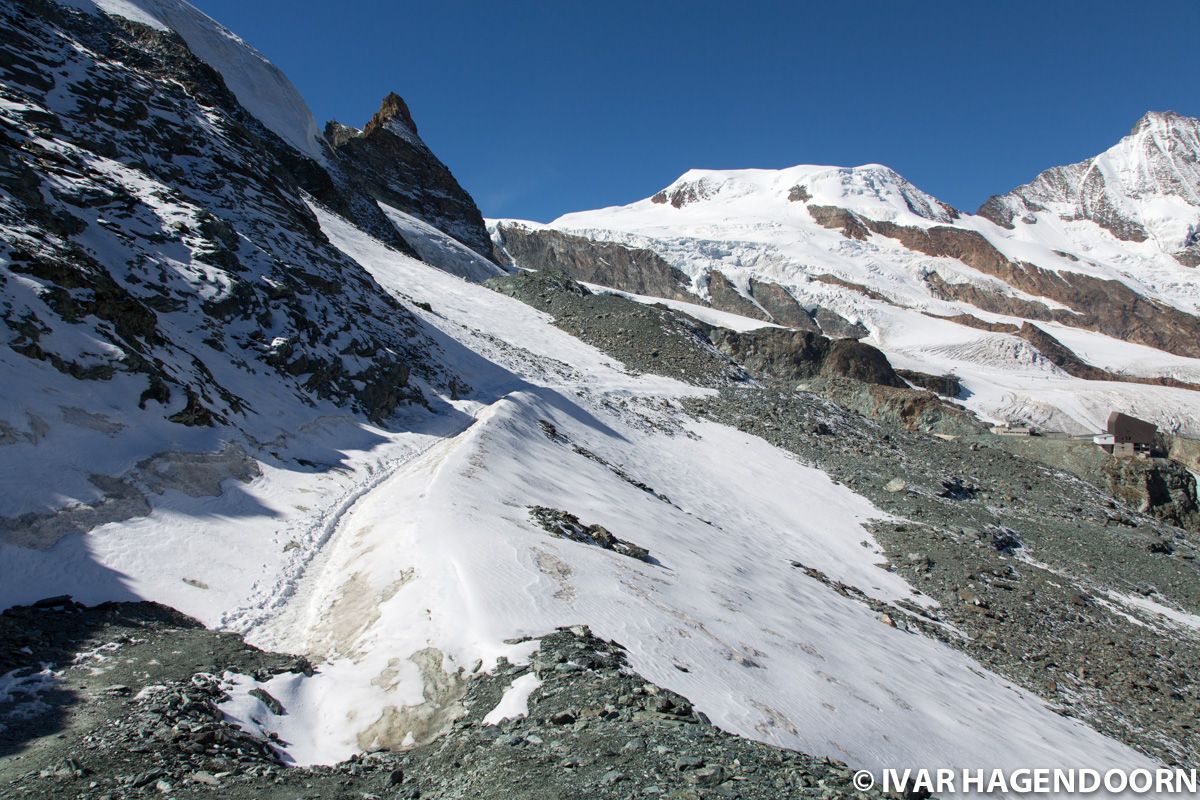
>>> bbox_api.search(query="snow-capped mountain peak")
[570,162,956,228]
[979,110,1200,261]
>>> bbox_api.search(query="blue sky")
[193,1,1199,222]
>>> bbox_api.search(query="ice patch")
[482,672,542,726]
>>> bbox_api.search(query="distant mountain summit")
[980,110,1200,265]
[495,112,1200,436]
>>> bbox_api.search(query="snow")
[56,0,327,162]
[505,155,1200,436]
[482,673,543,726]
[1105,591,1200,634]
[0,667,60,733]
[378,202,505,281]
[199,207,1165,781]
[2,19,1193,781]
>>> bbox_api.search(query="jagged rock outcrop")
[705,272,768,320]
[327,92,495,260]
[493,224,697,301]
[708,328,904,388]
[746,278,819,329]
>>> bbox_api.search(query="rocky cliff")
[493,223,696,301]
[327,92,495,261]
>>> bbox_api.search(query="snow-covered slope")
[1,1,1196,792]
[497,125,1200,435]
[61,0,328,162]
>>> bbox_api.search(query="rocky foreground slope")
[0,601,884,800]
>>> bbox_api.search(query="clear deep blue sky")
[192,0,1198,222]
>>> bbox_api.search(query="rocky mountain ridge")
[325,92,497,263]
[979,111,1200,266]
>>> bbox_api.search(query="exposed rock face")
[708,328,830,382]
[746,278,818,329]
[495,224,865,336]
[1102,457,1200,530]
[494,224,697,302]
[813,307,869,339]
[1015,324,1110,380]
[327,92,495,260]
[806,378,985,436]
[897,369,963,398]
[705,272,769,320]
[806,204,869,240]
[708,328,903,388]
[819,339,906,387]
[1017,324,1200,392]
[0,0,437,426]
[923,273,1059,323]
[928,313,1020,334]
[811,273,891,304]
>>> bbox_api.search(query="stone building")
[1094,412,1157,456]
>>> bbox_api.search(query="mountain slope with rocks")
[2,1,1200,798]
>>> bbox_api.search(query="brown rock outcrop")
[494,225,698,302]
[863,219,1200,358]
[806,205,869,240]
[706,272,770,321]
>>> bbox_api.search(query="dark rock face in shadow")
[495,224,698,302]
[326,93,495,261]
